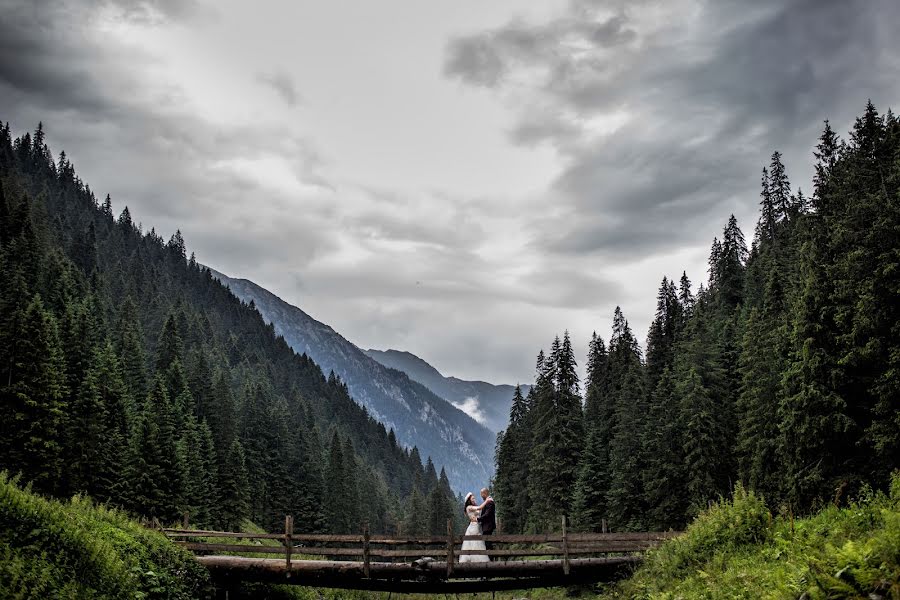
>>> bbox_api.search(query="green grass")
[600,474,900,600]
[4,472,897,599]
[0,472,212,599]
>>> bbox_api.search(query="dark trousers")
[483,531,493,560]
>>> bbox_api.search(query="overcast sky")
[1,0,897,386]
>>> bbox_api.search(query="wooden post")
[284,515,293,578]
[183,512,189,529]
[446,519,454,577]
[363,522,371,578]
[561,515,570,576]
[601,518,608,534]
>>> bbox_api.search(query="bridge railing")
[162,516,678,579]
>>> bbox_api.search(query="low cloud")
[451,397,487,425]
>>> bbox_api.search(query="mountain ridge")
[209,270,496,494]
[364,348,530,433]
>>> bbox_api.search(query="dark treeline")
[0,121,461,536]
[495,101,900,533]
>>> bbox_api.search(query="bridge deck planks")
[163,525,678,592]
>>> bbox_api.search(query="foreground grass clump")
[0,473,212,599]
[603,475,900,600]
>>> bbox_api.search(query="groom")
[476,487,496,559]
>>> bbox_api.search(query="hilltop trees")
[496,102,900,532]
[0,121,449,535]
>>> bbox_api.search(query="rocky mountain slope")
[210,270,496,494]
[364,349,530,433]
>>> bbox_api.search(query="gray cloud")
[2,0,898,388]
[445,0,900,258]
[257,71,302,107]
[0,0,337,282]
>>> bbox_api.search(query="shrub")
[0,472,211,599]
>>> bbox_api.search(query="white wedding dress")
[459,505,489,563]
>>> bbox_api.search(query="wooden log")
[203,563,636,593]
[177,540,661,557]
[165,529,678,544]
[165,530,287,540]
[448,532,677,543]
[164,530,365,542]
[196,555,641,583]
[457,548,645,557]
[176,544,648,559]
[285,515,293,577]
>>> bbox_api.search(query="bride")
[459,492,489,563]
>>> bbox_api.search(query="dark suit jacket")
[477,498,496,534]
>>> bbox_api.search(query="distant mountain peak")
[210,270,496,494]
[364,348,530,433]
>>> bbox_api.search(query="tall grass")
[0,472,211,599]
[604,473,900,600]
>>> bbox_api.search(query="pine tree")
[68,356,106,495]
[604,309,646,530]
[677,272,694,325]
[769,151,792,221]
[403,471,428,536]
[527,332,583,531]
[0,296,67,494]
[220,439,250,531]
[126,407,163,516]
[641,368,686,530]
[93,342,132,504]
[756,166,777,243]
[144,375,183,522]
[155,313,185,375]
[571,424,607,531]
[646,277,679,388]
[294,420,326,533]
[325,431,348,533]
[572,332,613,531]
[426,484,453,536]
[494,384,530,533]
[717,215,748,309]
[342,436,361,532]
[115,296,147,408]
[678,367,723,513]
[736,267,790,501]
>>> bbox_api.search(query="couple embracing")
[460,487,495,563]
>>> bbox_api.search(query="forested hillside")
[0,121,458,536]
[495,101,900,533]
[211,271,495,494]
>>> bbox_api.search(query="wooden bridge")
[163,517,678,594]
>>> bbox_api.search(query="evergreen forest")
[494,101,900,534]
[0,119,460,537]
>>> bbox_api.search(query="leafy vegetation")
[0,472,211,599]
[602,473,900,600]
